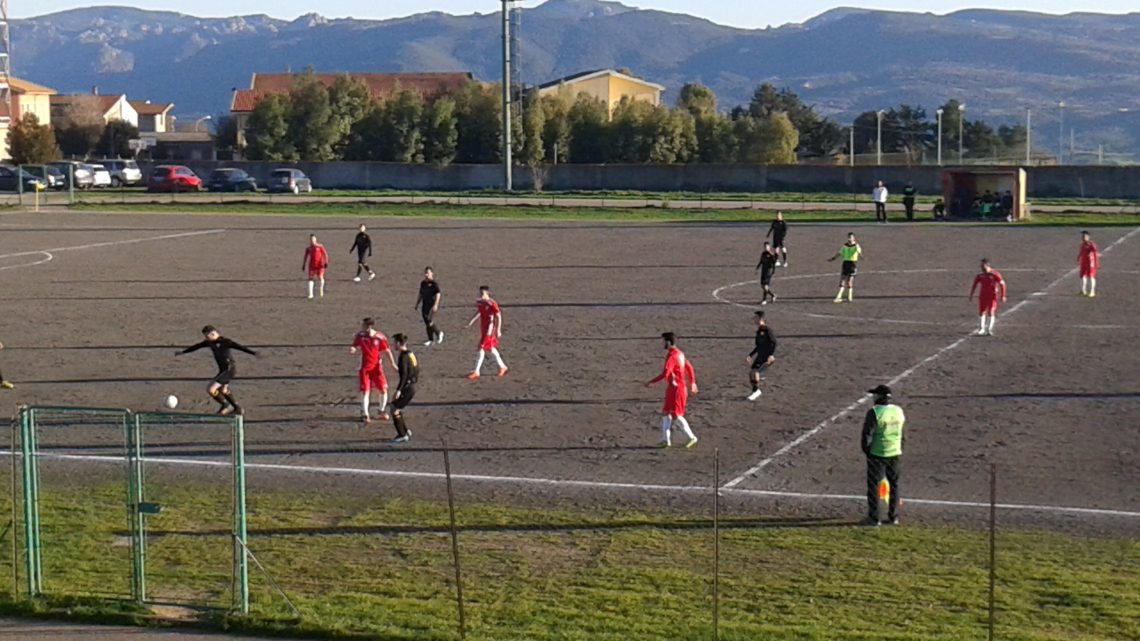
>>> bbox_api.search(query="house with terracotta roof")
[130,100,174,133]
[2,77,58,160]
[50,93,139,128]
[230,71,473,147]
[537,69,664,116]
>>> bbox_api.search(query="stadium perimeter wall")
[142,162,1140,198]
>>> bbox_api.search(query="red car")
[147,165,202,193]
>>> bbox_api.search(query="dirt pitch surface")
[1,211,1137,534]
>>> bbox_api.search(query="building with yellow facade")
[2,77,57,160]
[537,69,664,116]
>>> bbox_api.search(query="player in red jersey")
[350,317,397,423]
[969,259,1007,336]
[645,332,699,448]
[1078,230,1100,297]
[466,286,507,379]
[302,234,329,299]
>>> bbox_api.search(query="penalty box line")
[721,226,1140,490]
[5,450,1139,520]
[0,229,226,261]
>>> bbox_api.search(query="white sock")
[377,391,388,414]
[660,416,672,444]
[473,350,485,374]
[847,287,854,301]
[987,315,996,332]
[490,347,506,369]
[674,416,696,441]
[1081,277,1088,294]
[319,278,326,296]
[836,287,845,299]
[361,391,370,416]
[308,280,314,297]
[1090,277,1096,295]
[979,315,987,332]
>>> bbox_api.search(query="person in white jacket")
[872,181,889,223]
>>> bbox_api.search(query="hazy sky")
[16,0,1138,27]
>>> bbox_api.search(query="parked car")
[0,165,46,192]
[88,164,113,188]
[97,158,142,187]
[22,165,67,190]
[267,168,313,194]
[48,161,94,190]
[147,165,202,193]
[206,168,258,192]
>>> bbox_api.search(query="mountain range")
[12,0,1140,155]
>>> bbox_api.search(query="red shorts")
[978,298,998,315]
[1080,264,1097,278]
[480,334,500,351]
[358,366,387,393]
[308,267,326,280]
[662,386,688,417]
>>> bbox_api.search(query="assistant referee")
[860,384,905,526]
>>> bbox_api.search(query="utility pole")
[849,125,855,167]
[936,108,943,166]
[958,103,966,163]
[876,110,885,166]
[501,0,513,191]
[1025,108,1031,166]
[1058,101,1065,165]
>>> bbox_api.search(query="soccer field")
[0,211,1137,530]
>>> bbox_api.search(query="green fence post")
[18,408,36,597]
[232,415,249,614]
[128,413,146,603]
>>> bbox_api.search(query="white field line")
[720,227,1140,489]
[0,229,226,260]
[9,450,1140,519]
[0,251,53,271]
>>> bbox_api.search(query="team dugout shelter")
[941,168,1028,221]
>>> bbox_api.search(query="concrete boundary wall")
[140,161,1140,199]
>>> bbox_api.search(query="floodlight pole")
[958,103,965,163]
[501,0,513,191]
[875,110,885,166]
[1058,101,1065,165]
[1025,108,1031,166]
[936,108,943,166]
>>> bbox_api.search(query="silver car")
[98,159,143,187]
[88,164,113,188]
[268,168,313,194]
[48,161,95,189]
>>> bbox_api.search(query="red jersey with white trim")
[304,244,329,270]
[1078,241,1099,270]
[477,299,501,337]
[352,331,389,369]
[971,270,1006,302]
[653,347,696,391]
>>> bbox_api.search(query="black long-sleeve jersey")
[182,337,256,370]
[767,220,788,240]
[416,279,441,311]
[350,232,372,257]
[749,326,777,362]
[755,251,778,274]
[396,350,419,393]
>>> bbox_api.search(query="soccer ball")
[165,395,178,410]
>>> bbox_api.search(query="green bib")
[870,405,905,457]
[840,243,861,262]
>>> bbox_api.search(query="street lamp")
[876,110,885,166]
[957,103,965,163]
[194,115,212,132]
[1058,101,1065,165]
[935,108,943,166]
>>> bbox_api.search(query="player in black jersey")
[766,212,789,267]
[177,325,257,415]
[755,242,778,305]
[745,311,777,401]
[350,224,376,282]
[389,333,419,444]
[414,267,443,347]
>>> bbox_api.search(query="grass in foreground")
[66,201,1140,226]
[0,481,1135,641]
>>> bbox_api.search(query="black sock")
[751,379,759,391]
[356,264,363,277]
[393,411,408,437]
[223,392,239,409]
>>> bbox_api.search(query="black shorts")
[356,249,369,263]
[771,236,786,249]
[212,367,236,385]
[760,271,774,286]
[750,360,770,373]
[392,385,415,410]
[841,261,858,278]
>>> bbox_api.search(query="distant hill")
[12,0,1140,156]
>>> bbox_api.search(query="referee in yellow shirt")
[828,232,863,303]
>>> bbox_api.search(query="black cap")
[201,325,216,334]
[867,384,892,397]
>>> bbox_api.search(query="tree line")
[5,94,143,164]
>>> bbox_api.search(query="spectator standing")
[872,181,889,223]
[901,182,917,221]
